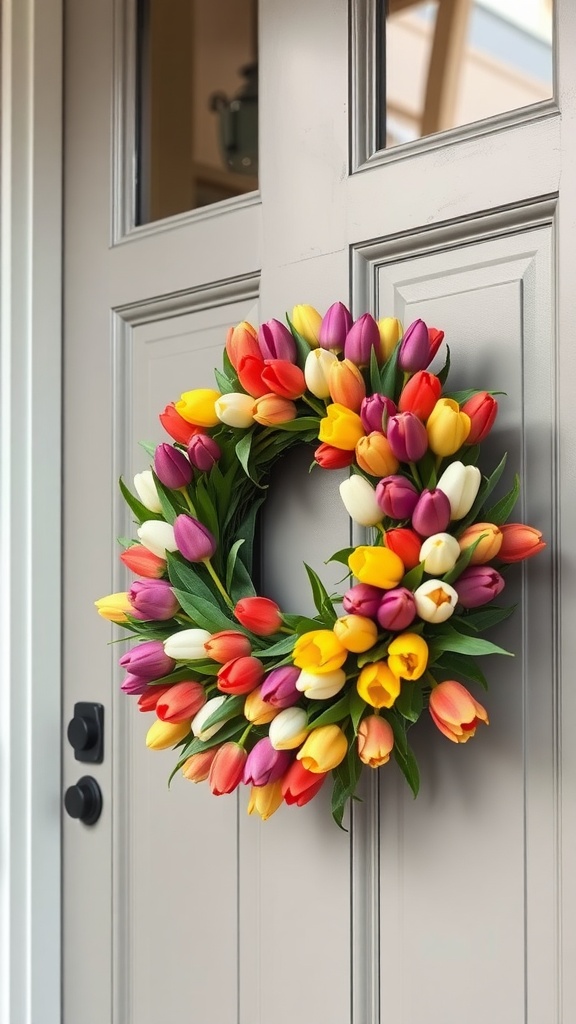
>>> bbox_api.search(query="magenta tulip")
[319,301,353,353]
[128,579,180,621]
[120,673,149,695]
[119,639,176,680]
[375,475,419,520]
[455,566,505,608]
[342,583,383,619]
[154,443,193,489]
[260,665,301,709]
[386,412,429,463]
[398,319,430,373]
[258,319,297,362]
[360,394,396,434]
[344,313,380,366]
[377,588,417,631]
[243,737,292,786]
[187,434,221,472]
[173,513,217,562]
[411,488,451,537]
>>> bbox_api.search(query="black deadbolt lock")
[64,776,103,825]
[67,702,104,763]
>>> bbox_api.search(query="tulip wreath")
[96,303,546,827]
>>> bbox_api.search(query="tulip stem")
[181,488,197,517]
[302,395,325,418]
[424,671,438,689]
[409,462,423,489]
[239,724,253,747]
[202,559,235,611]
[279,626,295,636]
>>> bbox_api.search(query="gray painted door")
[63,2,576,1022]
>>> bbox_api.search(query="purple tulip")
[119,639,175,680]
[154,443,193,490]
[455,566,505,609]
[258,319,297,362]
[260,665,301,709]
[128,579,180,621]
[173,513,217,562]
[187,434,221,472]
[344,313,380,366]
[386,412,429,463]
[342,583,383,619]
[398,319,430,373]
[360,394,396,434]
[375,475,419,520]
[319,301,353,353]
[243,737,292,786]
[120,673,150,695]
[377,588,417,631]
[411,488,451,537]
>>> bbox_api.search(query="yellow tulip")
[291,304,322,347]
[355,432,399,478]
[296,724,348,773]
[426,398,471,456]
[377,317,403,361]
[247,780,284,820]
[387,633,428,681]
[348,545,404,590]
[458,522,503,564]
[357,662,401,708]
[318,403,365,451]
[244,686,279,726]
[333,614,378,654]
[94,591,132,623]
[293,630,348,674]
[175,388,221,427]
[145,718,191,750]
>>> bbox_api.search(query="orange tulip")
[498,523,546,562]
[357,715,395,767]
[355,432,399,477]
[429,680,489,743]
[120,544,166,578]
[182,748,219,782]
[458,522,503,564]
[252,394,298,426]
[328,358,366,412]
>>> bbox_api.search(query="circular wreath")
[96,303,546,827]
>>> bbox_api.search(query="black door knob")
[64,776,103,825]
[67,702,104,763]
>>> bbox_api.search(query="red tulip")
[159,403,202,445]
[398,371,442,421]
[234,596,282,636]
[261,359,306,400]
[120,545,166,578]
[137,685,171,713]
[461,391,498,444]
[155,681,206,723]
[237,353,269,397]
[217,656,265,695]
[314,443,355,470]
[281,760,327,806]
[209,742,247,795]
[498,523,546,563]
[204,630,252,664]
[384,528,422,570]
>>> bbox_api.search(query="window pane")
[381,0,553,149]
[137,0,258,225]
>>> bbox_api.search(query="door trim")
[0,2,62,1022]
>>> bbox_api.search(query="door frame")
[0,2,62,1023]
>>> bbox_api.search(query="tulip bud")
[214,392,255,428]
[436,461,481,520]
[295,668,347,700]
[342,583,383,619]
[252,393,298,426]
[291,304,322,347]
[454,565,505,608]
[377,317,403,362]
[146,718,191,750]
[182,748,218,782]
[426,399,471,456]
[281,760,327,806]
[247,780,284,820]
[429,680,488,743]
[120,640,176,679]
[121,674,150,696]
[398,320,430,373]
[384,528,422,570]
[458,522,503,564]
[344,313,380,367]
[413,579,458,623]
[411,488,451,537]
[360,394,396,434]
[428,327,444,361]
[261,360,306,400]
[377,588,417,631]
[398,371,442,421]
[217,656,265,695]
[94,592,132,623]
[137,684,171,710]
[243,738,292,786]
[137,520,178,559]
[318,404,365,451]
[269,707,309,750]
[297,725,348,773]
[133,470,162,513]
[498,523,546,563]
[355,432,399,477]
[155,681,206,723]
[173,513,217,562]
[128,579,180,620]
[225,321,259,370]
[419,532,461,575]
[153,443,192,490]
[348,545,405,589]
[319,301,352,353]
[191,694,234,741]
[304,348,338,398]
[358,715,395,767]
[175,388,221,427]
[328,358,366,412]
[293,630,347,674]
[357,662,400,708]
[237,353,269,398]
[164,627,212,661]
[234,596,282,636]
[209,742,247,795]
[187,434,221,472]
[339,476,383,527]
[333,614,378,653]
[461,391,498,444]
[375,475,419,520]
[386,412,429,463]
[120,544,166,578]
[243,686,279,725]
[204,630,252,664]
[258,319,297,362]
[387,632,429,680]
[159,403,201,445]
[314,442,355,470]
[260,666,301,709]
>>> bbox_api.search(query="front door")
[63,2,575,1022]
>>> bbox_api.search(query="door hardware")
[64,776,103,826]
[67,702,104,763]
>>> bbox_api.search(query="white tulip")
[419,533,461,575]
[191,696,231,742]
[339,476,383,528]
[437,461,482,520]
[137,519,177,558]
[134,470,162,513]
[296,668,347,700]
[269,707,309,750]
[164,627,212,661]
[304,349,338,398]
[414,579,458,623]
[214,393,255,428]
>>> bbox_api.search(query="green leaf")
[271,416,320,433]
[200,694,244,733]
[401,561,424,590]
[369,348,381,395]
[151,472,187,526]
[331,742,363,830]
[253,634,297,658]
[286,314,315,370]
[193,476,220,541]
[462,604,516,632]
[482,474,520,525]
[433,652,488,689]
[214,368,237,394]
[225,539,245,594]
[327,547,355,567]
[379,342,401,401]
[119,477,163,524]
[442,533,487,585]
[349,687,367,734]
[457,444,481,467]
[172,589,237,633]
[454,453,508,535]
[437,345,451,386]
[304,563,337,625]
[428,626,513,658]
[235,431,255,480]
[389,714,420,796]
[395,680,424,723]
[229,554,257,604]
[282,613,325,634]
[166,552,227,610]
[307,692,351,730]
[139,440,157,458]
[356,639,391,667]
